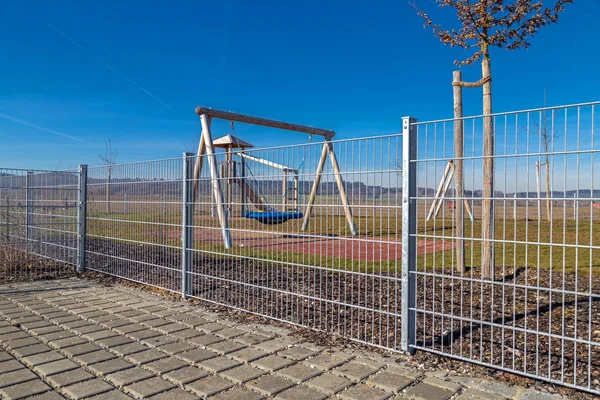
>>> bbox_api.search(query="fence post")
[77,165,88,273]
[401,116,417,354]
[25,172,34,253]
[181,153,194,298]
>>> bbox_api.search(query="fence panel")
[85,159,183,292]
[0,168,79,282]
[409,102,600,394]
[185,135,404,349]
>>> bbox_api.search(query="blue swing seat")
[243,211,304,225]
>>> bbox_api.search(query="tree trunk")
[453,70,465,273]
[545,155,551,221]
[106,167,111,214]
[481,43,494,280]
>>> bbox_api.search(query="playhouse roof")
[213,134,254,149]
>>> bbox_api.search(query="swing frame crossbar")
[192,107,357,249]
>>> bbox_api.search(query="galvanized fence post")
[181,153,194,298]
[401,116,417,354]
[25,171,33,252]
[77,165,88,273]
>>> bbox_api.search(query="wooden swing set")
[192,107,357,249]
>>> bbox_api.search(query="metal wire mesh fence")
[184,135,404,350]
[2,100,599,394]
[85,159,183,292]
[0,168,80,282]
[408,102,600,393]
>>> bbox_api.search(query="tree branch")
[452,75,491,88]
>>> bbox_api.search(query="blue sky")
[1,0,598,170]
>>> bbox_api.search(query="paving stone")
[518,389,564,400]
[124,377,175,399]
[305,373,354,395]
[62,378,114,399]
[21,351,65,367]
[33,358,80,377]
[0,368,37,388]
[474,380,519,398]
[276,385,328,400]
[253,354,295,372]
[198,356,241,373]
[0,331,30,341]
[62,320,94,330]
[0,360,26,374]
[333,361,380,381]
[87,390,133,400]
[62,343,102,357]
[48,336,87,349]
[74,350,116,365]
[207,340,246,355]
[229,347,269,363]
[114,324,147,335]
[88,358,135,376]
[247,374,295,396]
[405,381,456,400]
[142,319,171,328]
[143,357,188,375]
[95,335,133,349]
[37,331,75,343]
[163,366,208,385]
[339,384,389,400]
[125,349,167,365]
[180,317,211,328]
[50,316,79,324]
[102,319,132,329]
[169,329,203,340]
[46,369,94,388]
[111,342,150,357]
[26,392,67,400]
[82,329,119,341]
[456,388,508,400]
[188,334,223,347]
[28,325,64,336]
[277,363,323,382]
[140,335,177,348]
[212,387,265,400]
[106,367,155,387]
[305,353,350,371]
[154,323,187,334]
[163,313,195,322]
[176,348,217,363]
[126,329,162,341]
[197,322,228,333]
[4,337,41,349]
[278,347,319,361]
[148,387,198,400]
[129,314,159,323]
[367,370,415,393]
[0,351,13,362]
[220,364,266,384]
[187,375,234,397]
[422,377,462,392]
[214,327,246,339]
[158,342,195,356]
[12,343,53,358]
[0,378,51,399]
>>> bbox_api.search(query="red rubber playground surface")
[158,229,456,261]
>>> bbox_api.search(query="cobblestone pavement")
[0,279,565,400]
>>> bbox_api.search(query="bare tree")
[97,139,119,214]
[412,0,571,279]
[532,90,557,222]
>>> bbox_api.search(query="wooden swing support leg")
[301,140,357,235]
[426,161,475,223]
[193,114,232,249]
